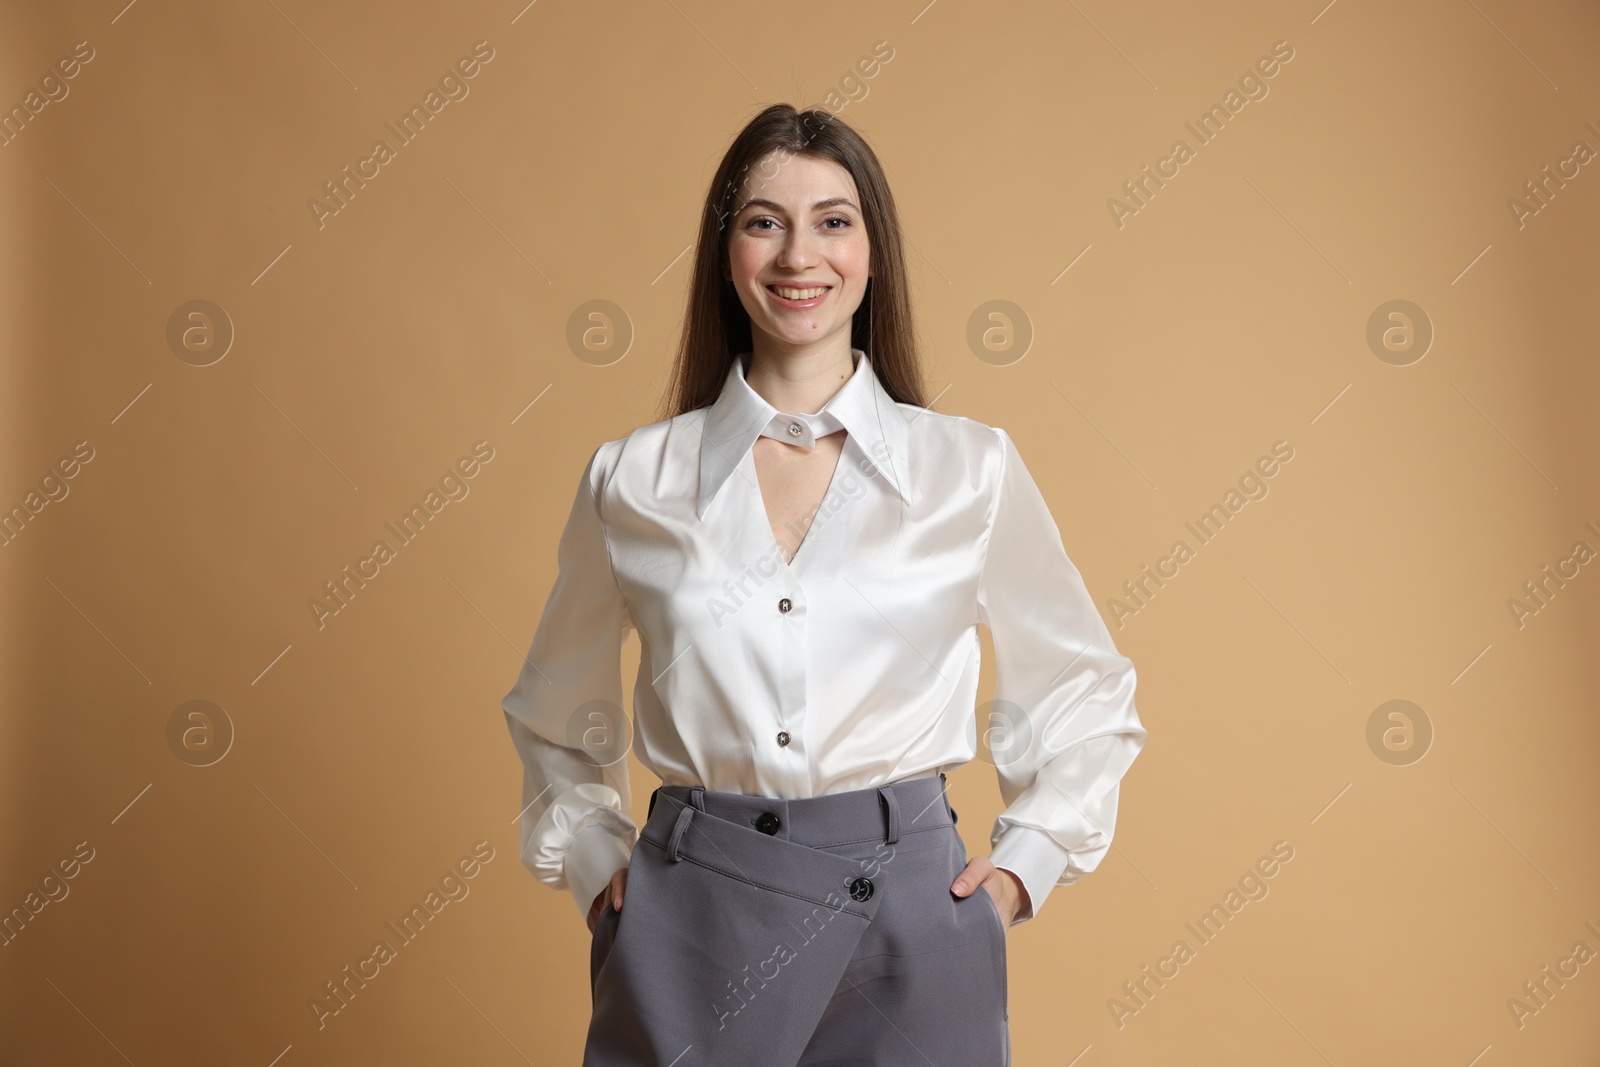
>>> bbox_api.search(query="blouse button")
[778,597,792,613]
[787,422,803,437]
[776,730,791,746]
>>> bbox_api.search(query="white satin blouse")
[501,349,1146,926]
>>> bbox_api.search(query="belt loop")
[878,785,901,845]
[690,785,706,812]
[667,804,694,862]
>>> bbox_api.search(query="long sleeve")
[977,426,1147,926]
[501,441,637,924]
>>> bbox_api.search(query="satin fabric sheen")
[501,349,1147,926]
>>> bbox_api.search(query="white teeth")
[771,286,827,300]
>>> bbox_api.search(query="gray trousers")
[584,772,1010,1066]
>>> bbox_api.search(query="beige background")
[3,1,1598,1064]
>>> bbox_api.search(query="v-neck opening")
[752,436,848,571]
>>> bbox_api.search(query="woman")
[501,103,1147,1066]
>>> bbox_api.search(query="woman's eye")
[744,216,852,231]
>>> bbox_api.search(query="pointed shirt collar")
[696,348,912,520]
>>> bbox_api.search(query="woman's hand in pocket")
[951,855,1029,928]
[587,866,630,933]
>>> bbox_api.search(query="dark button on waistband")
[848,876,874,902]
[778,597,793,613]
[776,730,791,746]
[755,811,781,835]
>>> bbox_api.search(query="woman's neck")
[743,346,857,415]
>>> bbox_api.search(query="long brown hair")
[654,103,926,421]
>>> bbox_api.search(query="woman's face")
[725,151,871,355]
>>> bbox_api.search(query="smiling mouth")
[766,284,832,301]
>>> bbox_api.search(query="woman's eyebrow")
[736,197,859,215]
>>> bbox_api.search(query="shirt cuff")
[564,822,634,924]
[990,824,1076,926]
